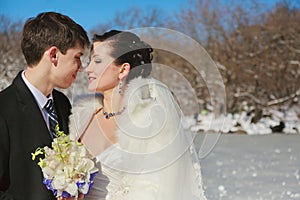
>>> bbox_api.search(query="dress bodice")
[88,142,207,200]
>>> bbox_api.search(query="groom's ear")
[119,63,130,80]
[48,46,59,66]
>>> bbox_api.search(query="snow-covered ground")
[187,105,300,135]
[195,134,300,200]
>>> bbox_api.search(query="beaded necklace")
[102,106,126,119]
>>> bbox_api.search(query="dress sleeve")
[84,162,109,200]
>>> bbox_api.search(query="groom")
[0,12,89,199]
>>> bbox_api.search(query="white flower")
[44,146,55,156]
[42,166,55,179]
[65,182,78,196]
[52,174,68,190]
[76,158,95,172]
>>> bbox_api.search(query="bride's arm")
[79,114,112,157]
[114,78,207,199]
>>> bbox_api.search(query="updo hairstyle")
[92,30,153,82]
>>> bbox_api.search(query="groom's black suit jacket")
[0,71,71,200]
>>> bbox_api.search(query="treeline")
[0,0,299,116]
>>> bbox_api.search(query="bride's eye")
[94,58,102,64]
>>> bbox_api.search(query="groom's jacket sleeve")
[0,114,12,199]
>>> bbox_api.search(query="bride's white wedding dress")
[69,77,207,200]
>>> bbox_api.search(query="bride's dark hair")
[92,30,153,82]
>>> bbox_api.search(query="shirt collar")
[21,71,52,109]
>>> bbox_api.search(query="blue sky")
[0,0,295,31]
[0,0,186,30]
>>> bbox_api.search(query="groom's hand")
[57,193,84,200]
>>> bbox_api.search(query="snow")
[195,134,300,200]
[187,105,300,135]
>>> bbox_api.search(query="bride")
[69,30,207,200]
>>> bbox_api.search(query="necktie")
[44,99,58,138]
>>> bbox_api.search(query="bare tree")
[169,0,300,116]
[0,15,25,90]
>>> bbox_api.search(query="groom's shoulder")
[53,89,71,105]
[0,84,16,105]
[53,89,67,97]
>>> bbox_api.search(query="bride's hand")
[57,193,84,200]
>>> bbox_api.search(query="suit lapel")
[53,91,67,133]
[13,71,52,144]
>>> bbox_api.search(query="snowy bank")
[186,106,300,135]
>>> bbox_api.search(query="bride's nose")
[84,62,93,73]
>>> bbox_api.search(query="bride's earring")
[118,81,122,95]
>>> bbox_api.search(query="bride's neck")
[102,89,123,113]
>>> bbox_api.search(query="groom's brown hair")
[21,12,89,67]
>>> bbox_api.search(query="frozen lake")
[195,134,300,200]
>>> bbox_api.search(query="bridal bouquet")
[32,125,99,198]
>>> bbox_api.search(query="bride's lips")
[88,76,96,83]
